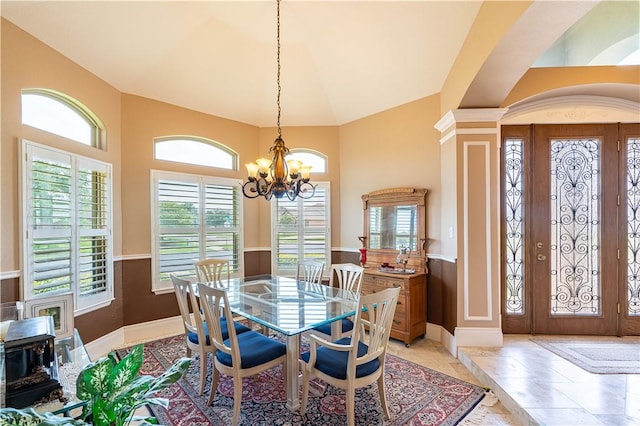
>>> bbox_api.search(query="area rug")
[116,334,487,426]
[531,338,640,374]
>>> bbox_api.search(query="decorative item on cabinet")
[358,236,367,267]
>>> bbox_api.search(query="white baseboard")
[454,326,503,356]
[426,323,503,358]
[84,316,183,359]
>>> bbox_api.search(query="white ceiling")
[1,1,484,127]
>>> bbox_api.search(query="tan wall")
[1,18,123,272]
[338,95,443,255]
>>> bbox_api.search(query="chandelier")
[242,0,315,201]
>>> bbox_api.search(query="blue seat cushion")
[216,330,286,369]
[300,337,380,380]
[311,318,354,336]
[187,317,251,345]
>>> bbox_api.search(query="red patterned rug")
[117,335,486,426]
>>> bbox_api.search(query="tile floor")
[389,335,640,426]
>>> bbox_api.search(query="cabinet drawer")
[363,274,406,290]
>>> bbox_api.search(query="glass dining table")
[199,274,359,410]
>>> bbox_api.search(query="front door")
[502,123,640,335]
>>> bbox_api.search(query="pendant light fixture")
[242,0,315,201]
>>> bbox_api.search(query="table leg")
[284,334,301,411]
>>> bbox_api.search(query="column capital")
[435,108,508,132]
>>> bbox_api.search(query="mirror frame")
[361,187,428,271]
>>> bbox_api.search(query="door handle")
[537,254,546,261]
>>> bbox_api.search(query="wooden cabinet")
[362,269,426,346]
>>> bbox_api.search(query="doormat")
[531,338,640,374]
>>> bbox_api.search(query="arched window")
[154,136,238,170]
[287,149,327,173]
[21,89,105,148]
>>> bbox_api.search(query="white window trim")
[270,181,331,278]
[20,139,114,315]
[150,169,244,294]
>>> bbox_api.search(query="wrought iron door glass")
[550,138,601,316]
[627,137,640,316]
[504,138,524,315]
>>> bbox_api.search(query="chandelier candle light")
[242,0,315,201]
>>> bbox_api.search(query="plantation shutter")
[204,184,241,273]
[23,141,113,313]
[76,159,110,306]
[28,149,73,296]
[152,171,243,292]
[272,182,330,276]
[156,179,201,282]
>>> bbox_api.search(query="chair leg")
[377,373,390,419]
[207,367,220,406]
[346,384,356,426]
[199,351,207,395]
[232,375,243,426]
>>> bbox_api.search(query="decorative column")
[435,108,507,349]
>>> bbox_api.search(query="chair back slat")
[296,260,325,284]
[171,275,200,335]
[197,283,240,359]
[330,263,364,293]
[352,286,401,365]
[195,258,230,285]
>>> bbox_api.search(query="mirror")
[368,205,418,250]
[362,187,427,261]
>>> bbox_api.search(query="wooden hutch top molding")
[362,187,428,208]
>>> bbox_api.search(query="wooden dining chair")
[311,263,364,340]
[195,258,230,285]
[299,286,401,426]
[296,259,325,284]
[197,283,287,426]
[171,275,250,395]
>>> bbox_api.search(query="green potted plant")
[76,344,191,426]
[0,407,89,425]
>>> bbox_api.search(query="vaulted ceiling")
[2,1,631,127]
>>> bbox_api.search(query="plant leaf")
[109,344,144,392]
[76,355,116,400]
[92,397,116,426]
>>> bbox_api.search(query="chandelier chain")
[241,0,315,201]
[276,0,282,138]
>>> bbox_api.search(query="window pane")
[32,237,72,295]
[273,182,330,275]
[155,139,236,169]
[79,236,107,296]
[158,180,200,227]
[22,93,93,145]
[286,151,326,173]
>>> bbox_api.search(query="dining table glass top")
[199,274,359,336]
